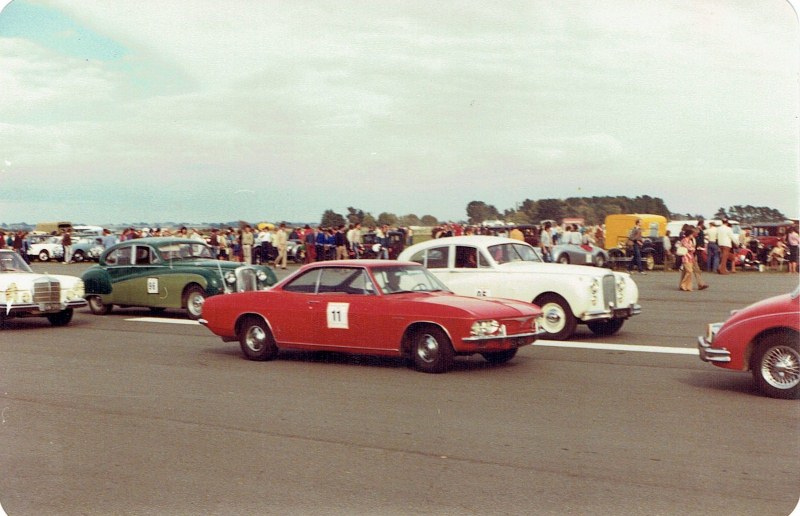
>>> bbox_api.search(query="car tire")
[534,293,576,341]
[46,309,73,327]
[411,326,454,373]
[38,250,49,262]
[183,285,205,320]
[750,332,800,399]
[644,253,655,271]
[587,318,624,336]
[481,348,518,365]
[557,254,570,264]
[72,250,85,263]
[238,316,278,361]
[87,295,113,315]
[594,254,607,268]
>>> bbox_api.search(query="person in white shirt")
[705,222,720,272]
[716,220,736,274]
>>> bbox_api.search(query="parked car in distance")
[200,260,544,373]
[0,249,87,328]
[604,214,668,270]
[551,241,609,267]
[398,236,640,340]
[81,237,278,319]
[27,234,64,262]
[71,236,105,263]
[697,287,799,399]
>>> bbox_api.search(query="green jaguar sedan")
[81,237,277,319]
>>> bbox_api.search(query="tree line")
[315,197,788,228]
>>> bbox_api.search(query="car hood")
[398,291,541,317]
[0,272,83,286]
[727,291,799,324]
[496,260,619,278]
[161,259,264,270]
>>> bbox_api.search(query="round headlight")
[224,271,236,284]
[256,270,268,281]
[5,283,18,303]
[471,319,501,336]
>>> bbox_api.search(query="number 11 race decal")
[326,302,350,329]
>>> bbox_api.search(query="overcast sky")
[1,0,798,225]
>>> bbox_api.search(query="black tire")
[87,295,113,315]
[411,326,454,373]
[587,318,625,336]
[534,293,576,341]
[47,309,73,327]
[183,285,206,320]
[481,348,518,365]
[0,311,6,329]
[72,250,85,263]
[594,253,607,268]
[238,316,278,361]
[557,254,570,264]
[608,249,624,270]
[750,333,800,399]
[38,250,49,262]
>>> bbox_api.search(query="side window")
[424,246,450,269]
[408,249,425,265]
[283,269,320,293]
[135,246,152,265]
[317,268,371,294]
[455,246,478,268]
[106,246,132,265]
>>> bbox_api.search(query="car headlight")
[224,271,236,284]
[256,270,268,282]
[471,319,501,336]
[4,283,18,303]
[706,322,723,343]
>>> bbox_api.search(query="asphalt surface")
[0,262,798,515]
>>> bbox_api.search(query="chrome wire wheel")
[759,345,800,391]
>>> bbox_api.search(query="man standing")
[627,219,645,274]
[539,222,553,262]
[62,228,73,264]
[241,225,255,264]
[717,219,736,274]
[705,221,720,273]
[335,225,348,260]
[274,223,288,269]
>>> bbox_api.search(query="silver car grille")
[33,278,60,304]
[602,275,616,307]
[235,266,258,292]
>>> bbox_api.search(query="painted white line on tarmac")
[535,340,699,355]
[125,317,200,325]
[124,318,700,356]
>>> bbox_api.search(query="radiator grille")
[602,275,616,307]
[33,279,60,304]
[235,267,258,292]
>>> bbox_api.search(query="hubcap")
[541,303,565,333]
[188,294,204,315]
[417,334,439,363]
[761,346,800,389]
[245,325,266,352]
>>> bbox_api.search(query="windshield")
[156,242,214,260]
[372,265,451,294]
[0,251,34,273]
[487,243,544,264]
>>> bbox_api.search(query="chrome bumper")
[697,336,731,363]
[462,328,544,343]
[4,298,87,314]
[582,303,642,322]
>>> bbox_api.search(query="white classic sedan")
[0,249,87,328]
[398,236,641,340]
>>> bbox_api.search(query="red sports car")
[697,286,800,399]
[200,260,543,373]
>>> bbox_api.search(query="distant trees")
[321,208,438,228]
[466,201,501,225]
[712,205,787,224]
